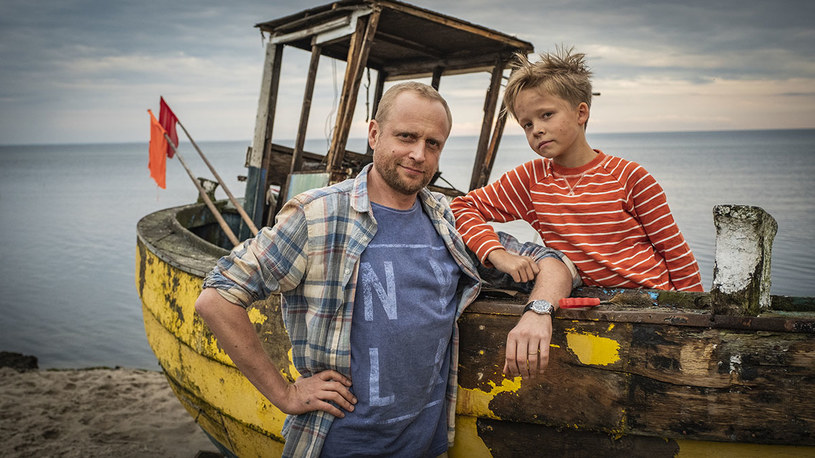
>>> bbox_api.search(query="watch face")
[528,300,553,315]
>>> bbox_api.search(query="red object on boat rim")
[559,297,602,308]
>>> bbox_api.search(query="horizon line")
[1,127,813,148]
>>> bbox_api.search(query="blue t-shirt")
[321,199,461,457]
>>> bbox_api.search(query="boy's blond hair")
[503,47,593,122]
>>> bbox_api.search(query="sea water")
[0,129,812,369]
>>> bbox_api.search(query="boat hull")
[137,203,815,457]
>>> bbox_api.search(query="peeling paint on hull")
[137,204,815,457]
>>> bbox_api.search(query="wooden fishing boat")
[136,1,815,456]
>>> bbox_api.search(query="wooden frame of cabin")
[240,0,533,235]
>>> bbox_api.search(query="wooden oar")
[164,133,241,247]
[174,119,259,236]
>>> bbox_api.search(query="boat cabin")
[240,0,533,236]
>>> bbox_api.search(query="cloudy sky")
[1,0,813,145]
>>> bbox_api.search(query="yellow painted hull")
[136,204,815,457]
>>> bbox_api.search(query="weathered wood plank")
[290,42,322,175]
[457,305,815,445]
[473,417,680,458]
[327,10,381,182]
[469,61,504,191]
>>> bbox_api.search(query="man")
[195,82,575,457]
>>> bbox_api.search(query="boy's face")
[514,88,592,168]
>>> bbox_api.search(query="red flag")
[159,97,179,158]
[148,109,167,189]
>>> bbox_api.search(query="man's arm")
[501,256,573,379]
[195,288,357,417]
[478,232,578,380]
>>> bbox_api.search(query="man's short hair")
[375,82,453,134]
[503,47,593,121]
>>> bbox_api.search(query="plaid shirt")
[203,164,481,457]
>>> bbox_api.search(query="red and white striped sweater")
[451,150,704,291]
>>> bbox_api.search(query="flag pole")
[174,120,260,236]
[165,133,241,247]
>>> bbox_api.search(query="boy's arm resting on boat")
[194,288,357,418]
[450,164,536,265]
[486,248,541,283]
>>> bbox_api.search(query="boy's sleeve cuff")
[478,242,505,267]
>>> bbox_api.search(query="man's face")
[368,91,450,197]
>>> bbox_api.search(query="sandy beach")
[0,364,221,457]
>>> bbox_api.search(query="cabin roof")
[255,0,534,78]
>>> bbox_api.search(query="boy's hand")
[486,249,540,283]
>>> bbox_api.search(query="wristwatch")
[523,299,555,316]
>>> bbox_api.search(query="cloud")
[588,76,815,132]
[0,0,813,144]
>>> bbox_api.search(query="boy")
[451,49,703,292]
